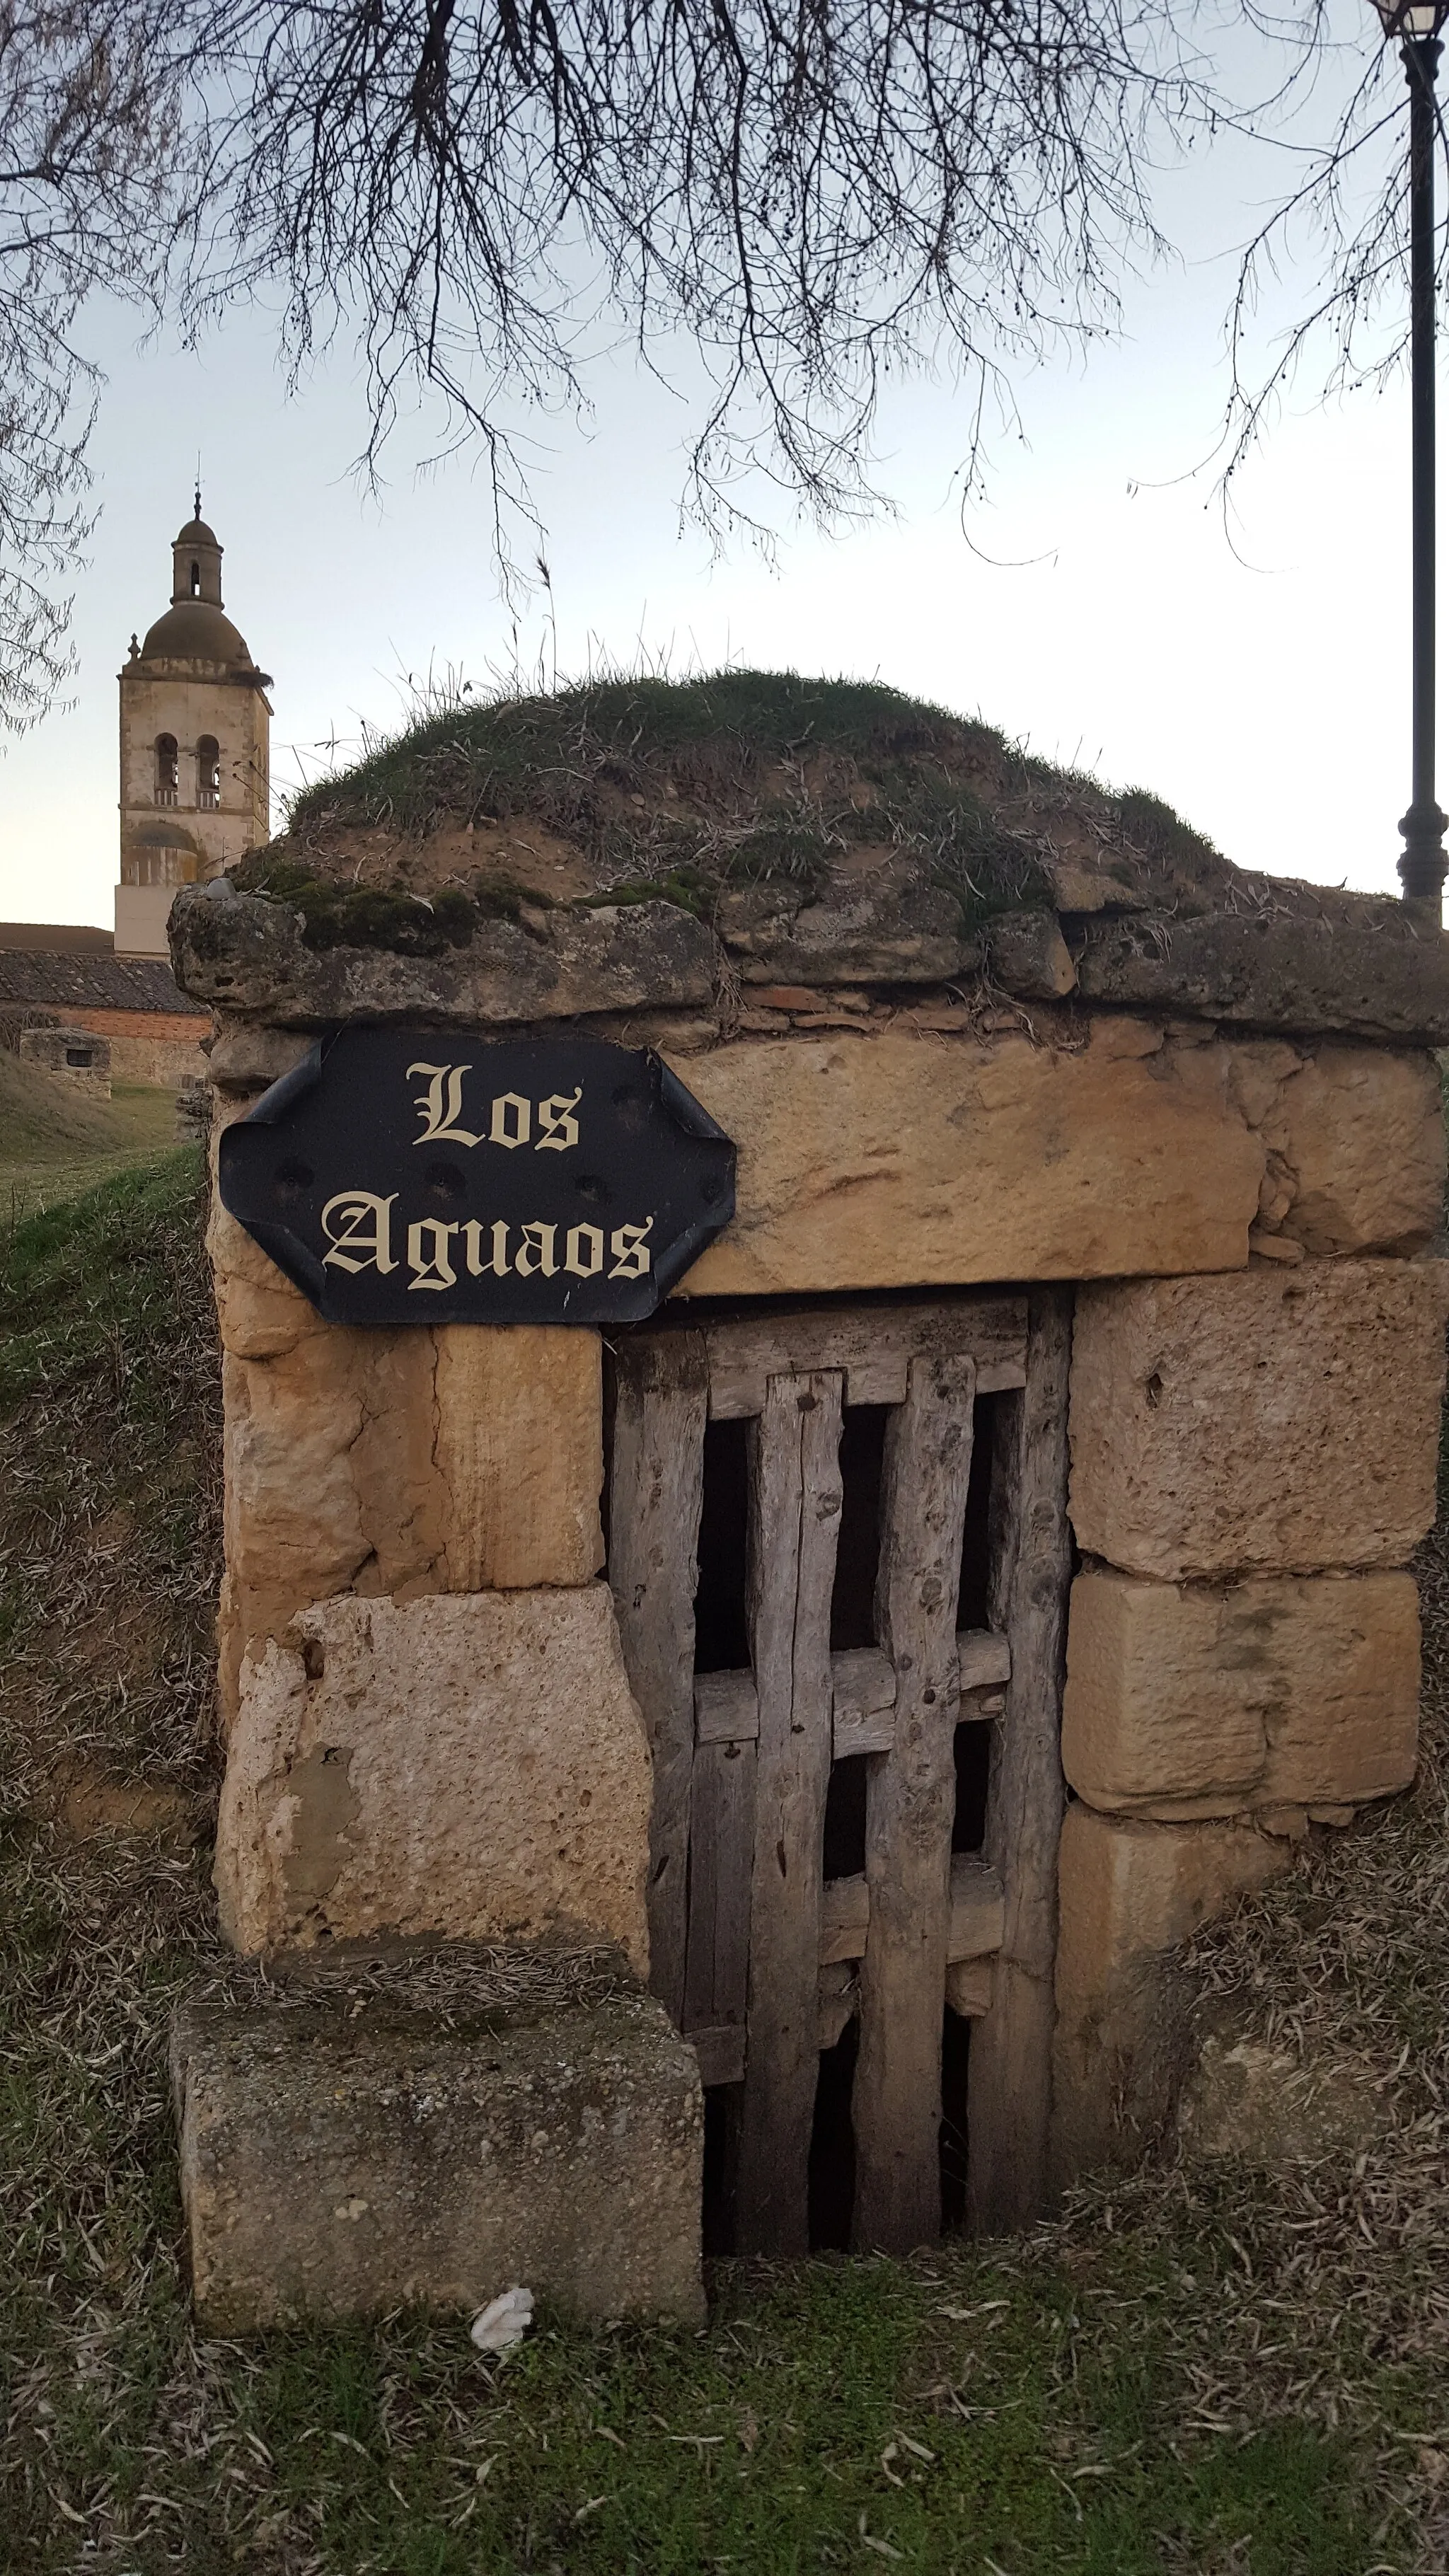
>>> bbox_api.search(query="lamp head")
[1373,0,1449,34]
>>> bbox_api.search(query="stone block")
[1070,1260,1449,1581]
[1264,1045,1445,1257]
[983,908,1078,999]
[172,1946,704,2329]
[172,876,719,1025]
[1075,902,1449,1046]
[434,1324,604,1589]
[1179,2028,1385,2166]
[1062,1569,1421,1818]
[1052,1803,1293,2176]
[214,1182,606,1717]
[670,1024,1265,1295]
[215,1586,652,1970]
[219,1329,447,1727]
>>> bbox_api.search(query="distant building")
[116,495,272,961]
[0,923,208,1087]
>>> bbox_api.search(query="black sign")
[219,1030,736,1325]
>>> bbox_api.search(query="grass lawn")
[0,1051,182,1228]
[1,1160,1446,2573]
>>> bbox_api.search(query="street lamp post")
[1374,0,1449,913]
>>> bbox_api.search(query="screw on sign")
[219,1031,737,1324]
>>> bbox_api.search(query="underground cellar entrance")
[608,1289,1071,2254]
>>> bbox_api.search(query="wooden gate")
[608,1290,1070,2254]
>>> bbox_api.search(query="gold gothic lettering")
[320,1203,655,1287]
[514,1221,558,1278]
[321,1191,398,1273]
[536,1089,582,1150]
[405,1065,584,1154]
[407,1218,458,1290]
[609,1218,653,1278]
[463,1219,511,1275]
[407,1062,484,1147]
[490,1092,531,1150]
[565,1223,604,1276]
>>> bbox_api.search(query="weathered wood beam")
[608,1332,708,2029]
[956,1630,1012,1693]
[693,1670,760,1744]
[735,1371,845,2256]
[689,2025,747,2087]
[702,1298,1026,1419]
[829,1646,897,1755]
[820,1855,1004,1968]
[853,1351,978,2254]
[682,1733,756,2069]
[966,1288,1073,2236]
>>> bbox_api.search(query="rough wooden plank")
[831,1646,896,1715]
[820,1873,871,1963]
[700,1298,1027,1419]
[735,1370,845,2256]
[817,1963,858,2051]
[967,1287,1073,2235]
[949,1854,1005,1958]
[831,1646,897,1755]
[690,2026,747,2087]
[608,1332,708,2029]
[832,1708,896,1759]
[957,1630,1012,1692]
[683,1735,756,2048]
[694,1670,760,1744]
[945,1958,995,2017]
[853,1352,978,2253]
[819,1858,1003,1966]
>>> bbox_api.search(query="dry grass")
[1,1162,1448,2569]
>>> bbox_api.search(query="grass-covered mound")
[244,671,1230,955]
[0,1051,183,1224]
[3,1161,1449,2568]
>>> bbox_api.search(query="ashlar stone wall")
[202,994,1448,2195]
[209,1094,651,1969]
[1055,1257,1449,2171]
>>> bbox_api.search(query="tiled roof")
[0,950,207,1017]
[0,922,115,954]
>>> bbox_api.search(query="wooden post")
[608,1332,708,2029]
[853,1352,977,2254]
[683,1733,756,2079]
[966,1288,1073,2234]
[735,1371,844,2255]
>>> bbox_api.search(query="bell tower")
[115,495,273,961]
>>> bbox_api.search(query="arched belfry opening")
[171,507,224,611]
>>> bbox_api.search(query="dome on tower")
[136,496,265,670]
[139,599,254,664]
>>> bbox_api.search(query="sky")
[0,19,1429,931]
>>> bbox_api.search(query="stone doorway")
[607,1290,1072,2254]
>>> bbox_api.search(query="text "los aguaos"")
[318,1061,656,1293]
